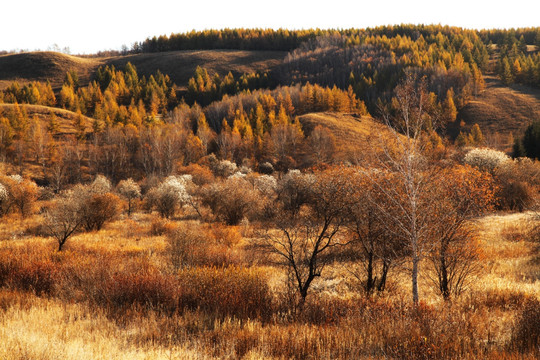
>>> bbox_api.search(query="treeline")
[133,25,501,54]
[134,28,328,52]
[280,28,487,118]
[494,31,540,87]
[186,66,272,106]
[479,27,540,47]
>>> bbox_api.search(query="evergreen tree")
[500,57,514,85]
[522,120,540,159]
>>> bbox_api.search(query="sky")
[1,0,539,54]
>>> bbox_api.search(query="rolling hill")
[0,50,286,91]
[457,76,540,146]
[298,112,398,161]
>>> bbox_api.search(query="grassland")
[0,206,537,359]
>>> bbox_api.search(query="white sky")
[1,0,538,54]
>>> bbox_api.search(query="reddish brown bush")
[97,271,178,314]
[80,193,122,231]
[177,266,272,320]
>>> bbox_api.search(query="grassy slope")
[0,50,286,91]
[457,76,540,142]
[0,52,101,90]
[298,112,397,161]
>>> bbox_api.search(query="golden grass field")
[0,206,537,359]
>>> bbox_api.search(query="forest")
[0,24,538,359]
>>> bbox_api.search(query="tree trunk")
[378,261,390,292]
[366,252,374,294]
[412,254,419,305]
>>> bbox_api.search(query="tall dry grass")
[0,211,537,359]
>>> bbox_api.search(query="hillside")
[0,50,285,90]
[106,50,285,90]
[0,52,100,90]
[298,112,397,161]
[0,103,93,135]
[457,76,540,145]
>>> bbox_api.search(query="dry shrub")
[466,289,532,311]
[501,223,529,242]
[168,223,207,269]
[207,223,242,247]
[510,298,540,353]
[96,271,178,314]
[80,193,122,231]
[149,217,177,236]
[0,250,59,296]
[496,179,534,211]
[177,266,272,320]
[297,295,355,325]
[0,289,33,311]
[123,218,145,238]
[177,163,215,185]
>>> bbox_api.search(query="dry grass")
[298,112,400,162]
[0,51,100,90]
[0,209,538,359]
[457,76,540,148]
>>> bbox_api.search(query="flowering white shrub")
[253,174,277,196]
[90,175,112,194]
[463,148,510,173]
[8,174,23,183]
[146,176,193,218]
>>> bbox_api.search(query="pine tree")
[442,89,457,123]
[470,124,485,145]
[500,57,514,85]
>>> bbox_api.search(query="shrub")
[167,223,207,269]
[98,271,178,313]
[177,163,215,185]
[211,159,237,177]
[177,266,272,320]
[463,148,510,173]
[258,161,274,174]
[145,176,192,218]
[80,192,122,231]
[0,183,9,216]
[510,299,540,353]
[149,217,177,236]
[200,177,259,225]
[3,177,39,217]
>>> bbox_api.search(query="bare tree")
[262,167,354,305]
[368,73,439,305]
[44,192,83,251]
[344,170,406,295]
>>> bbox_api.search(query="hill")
[0,103,93,135]
[0,52,100,90]
[298,112,397,161]
[0,50,285,91]
[457,76,540,147]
